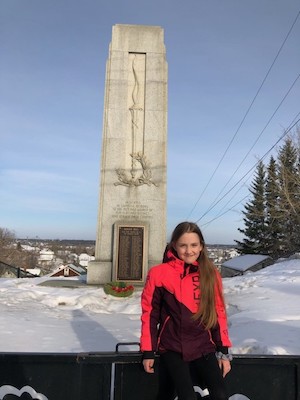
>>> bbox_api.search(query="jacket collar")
[165,249,199,274]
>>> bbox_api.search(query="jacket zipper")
[156,315,170,351]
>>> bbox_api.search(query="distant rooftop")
[222,254,271,272]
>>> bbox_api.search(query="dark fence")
[0,260,37,278]
[0,347,299,400]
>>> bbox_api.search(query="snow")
[222,254,271,272]
[0,258,300,356]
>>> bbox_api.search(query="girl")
[140,222,232,400]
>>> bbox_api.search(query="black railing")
[0,260,37,278]
[0,347,299,399]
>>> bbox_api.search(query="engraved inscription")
[112,201,152,220]
[117,226,144,280]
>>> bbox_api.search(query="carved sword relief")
[114,54,157,187]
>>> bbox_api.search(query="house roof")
[69,264,86,274]
[50,263,86,276]
[222,254,272,272]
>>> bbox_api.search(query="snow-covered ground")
[0,257,300,355]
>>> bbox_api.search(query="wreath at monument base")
[103,281,135,297]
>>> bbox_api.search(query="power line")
[186,9,300,220]
[207,176,252,222]
[200,112,300,226]
[197,72,300,221]
[195,116,300,224]
[201,194,249,228]
[210,111,300,222]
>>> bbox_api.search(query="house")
[38,249,55,267]
[49,264,87,278]
[221,254,273,278]
[78,253,95,267]
[226,249,239,259]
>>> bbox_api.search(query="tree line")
[236,131,300,259]
[0,228,95,271]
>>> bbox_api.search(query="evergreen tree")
[264,156,282,257]
[236,161,268,254]
[277,137,300,254]
[236,133,300,258]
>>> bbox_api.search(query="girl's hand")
[143,358,155,373]
[218,359,231,377]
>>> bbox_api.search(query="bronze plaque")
[117,226,144,281]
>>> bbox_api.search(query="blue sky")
[1,0,299,244]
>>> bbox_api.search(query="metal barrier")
[0,260,37,278]
[0,348,299,399]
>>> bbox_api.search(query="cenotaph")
[87,24,168,285]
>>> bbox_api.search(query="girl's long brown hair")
[170,221,224,329]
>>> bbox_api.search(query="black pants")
[157,351,228,400]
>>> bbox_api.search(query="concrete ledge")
[87,260,112,285]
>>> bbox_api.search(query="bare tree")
[0,227,38,269]
[0,227,17,264]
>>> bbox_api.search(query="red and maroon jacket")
[140,251,232,362]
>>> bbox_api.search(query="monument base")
[148,259,161,269]
[87,260,112,285]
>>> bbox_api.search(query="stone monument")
[87,24,167,285]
